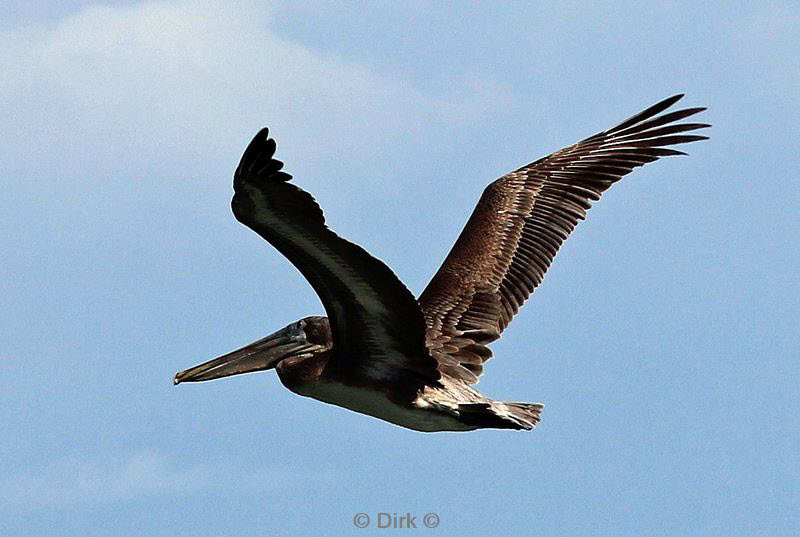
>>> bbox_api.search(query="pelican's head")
[173,316,331,385]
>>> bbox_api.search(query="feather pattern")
[232,128,441,391]
[418,95,709,384]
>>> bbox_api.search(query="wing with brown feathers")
[232,129,440,389]
[418,94,709,384]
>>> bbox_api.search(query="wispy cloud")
[1,450,343,511]
[0,0,515,179]
[0,451,208,508]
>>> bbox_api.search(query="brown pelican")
[174,94,708,432]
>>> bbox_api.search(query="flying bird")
[174,94,708,432]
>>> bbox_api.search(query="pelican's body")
[289,370,481,432]
[175,95,708,432]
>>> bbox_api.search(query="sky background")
[1,1,798,535]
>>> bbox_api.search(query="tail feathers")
[499,402,544,430]
[458,401,543,430]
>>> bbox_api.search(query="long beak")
[173,326,312,385]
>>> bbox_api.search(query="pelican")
[174,94,708,432]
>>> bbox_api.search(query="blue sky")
[1,1,798,535]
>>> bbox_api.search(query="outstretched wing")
[418,94,709,384]
[232,129,440,389]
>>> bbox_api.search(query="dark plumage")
[175,95,709,432]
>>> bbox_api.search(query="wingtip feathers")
[234,127,293,185]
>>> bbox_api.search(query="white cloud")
[0,0,515,181]
[0,450,343,510]
[0,451,208,507]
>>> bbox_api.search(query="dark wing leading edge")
[418,94,709,384]
[232,129,440,389]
